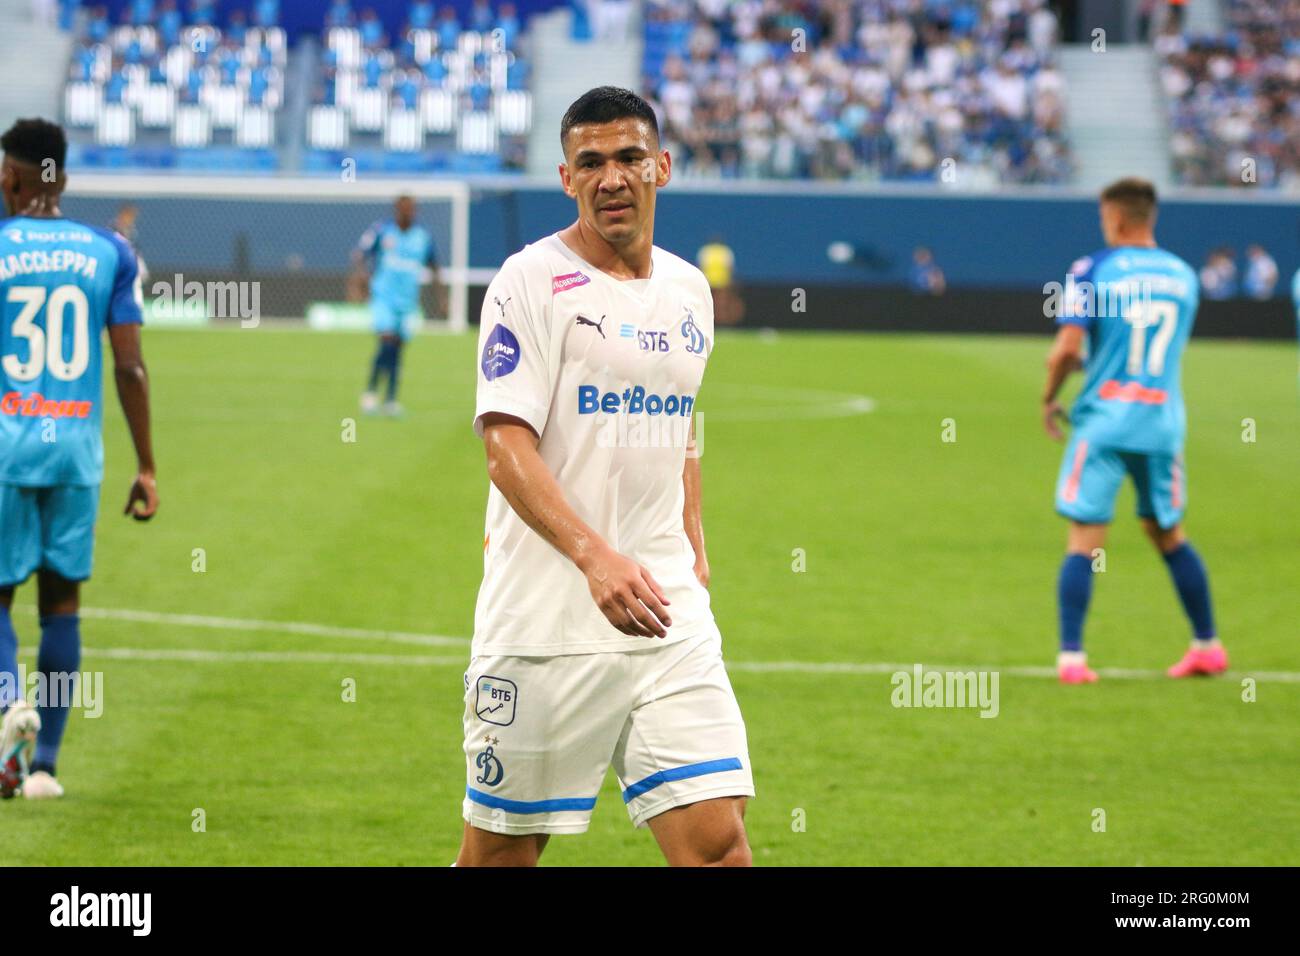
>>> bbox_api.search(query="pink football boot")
[1167,644,1229,678]
[1058,663,1098,684]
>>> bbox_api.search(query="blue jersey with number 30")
[1057,246,1199,455]
[0,216,143,487]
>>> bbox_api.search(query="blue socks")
[1162,542,1217,641]
[384,339,403,402]
[0,606,19,712]
[1057,541,1217,655]
[1057,553,1094,652]
[32,614,80,774]
[367,338,403,401]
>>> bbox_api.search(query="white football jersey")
[472,233,716,656]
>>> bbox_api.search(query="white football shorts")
[461,626,754,835]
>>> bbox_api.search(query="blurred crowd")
[1158,0,1300,189]
[643,0,1071,184]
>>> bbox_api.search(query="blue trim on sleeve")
[622,758,745,804]
[465,787,597,814]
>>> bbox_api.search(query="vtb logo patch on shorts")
[475,675,517,726]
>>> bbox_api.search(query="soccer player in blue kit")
[0,118,158,799]
[1042,178,1225,684]
[356,195,445,417]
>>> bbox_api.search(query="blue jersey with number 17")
[1058,245,1199,455]
[0,216,143,487]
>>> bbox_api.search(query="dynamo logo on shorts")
[481,324,521,380]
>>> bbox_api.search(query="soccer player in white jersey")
[455,87,753,866]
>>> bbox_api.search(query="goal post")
[62,174,472,332]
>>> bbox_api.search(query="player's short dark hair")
[0,117,67,173]
[1100,177,1157,224]
[560,86,658,151]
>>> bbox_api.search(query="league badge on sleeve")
[481,325,521,380]
[475,675,517,726]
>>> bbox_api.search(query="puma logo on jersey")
[576,314,606,339]
[493,295,511,318]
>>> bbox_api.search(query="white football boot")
[360,391,380,414]
[22,770,64,800]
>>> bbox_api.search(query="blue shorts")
[0,484,99,588]
[1055,435,1185,529]
[372,299,414,340]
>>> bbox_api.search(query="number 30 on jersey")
[2,284,91,382]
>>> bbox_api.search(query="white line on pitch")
[16,606,1297,683]
[26,645,1296,684]
[78,647,467,667]
[13,605,468,648]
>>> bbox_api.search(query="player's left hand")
[1042,400,1069,442]
[124,472,159,521]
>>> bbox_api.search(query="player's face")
[395,197,415,230]
[560,118,670,247]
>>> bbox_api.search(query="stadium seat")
[457,111,498,154]
[420,87,456,133]
[493,90,530,136]
[308,105,348,149]
[138,83,176,128]
[65,82,101,128]
[201,84,244,130]
[172,104,212,147]
[351,87,387,132]
[384,109,424,152]
[95,103,135,146]
[236,106,275,148]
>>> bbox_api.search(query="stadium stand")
[641,0,1071,183]
[59,0,535,172]
[1158,0,1300,189]
[308,0,531,172]
[63,0,286,169]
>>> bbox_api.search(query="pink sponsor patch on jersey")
[552,270,591,295]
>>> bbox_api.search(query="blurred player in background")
[908,246,946,295]
[458,87,753,866]
[0,118,158,799]
[1291,259,1300,377]
[697,235,743,326]
[354,195,445,417]
[1042,177,1224,684]
[110,202,148,285]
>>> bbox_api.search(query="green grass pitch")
[3,326,1297,865]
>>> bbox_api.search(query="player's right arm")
[479,414,671,638]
